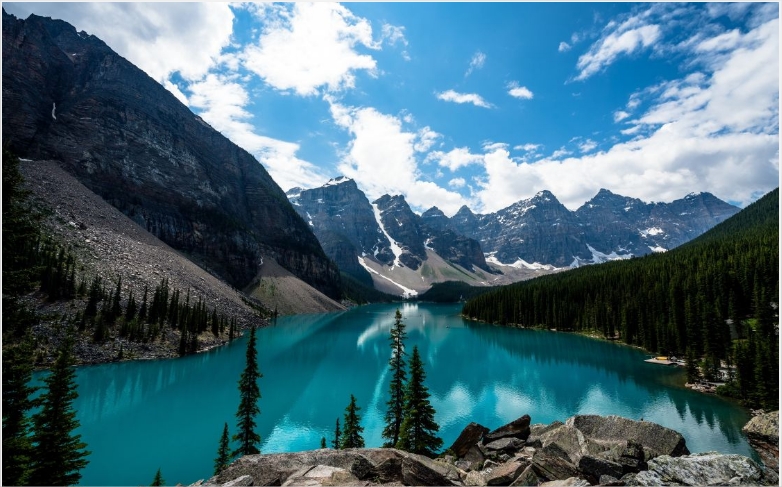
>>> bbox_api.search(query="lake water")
[33,302,756,486]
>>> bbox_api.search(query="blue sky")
[4,2,779,215]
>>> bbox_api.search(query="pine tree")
[340,394,365,449]
[320,437,327,449]
[233,327,262,457]
[396,346,442,457]
[214,422,231,475]
[331,418,341,449]
[28,333,90,486]
[150,467,165,486]
[382,309,407,447]
[2,336,39,485]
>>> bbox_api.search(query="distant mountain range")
[288,178,739,296]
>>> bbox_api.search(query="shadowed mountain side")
[244,258,345,315]
[2,10,340,298]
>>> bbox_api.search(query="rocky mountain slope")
[288,178,494,296]
[16,160,342,364]
[2,9,340,298]
[449,190,739,268]
[203,413,778,486]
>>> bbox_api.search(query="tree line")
[463,189,779,410]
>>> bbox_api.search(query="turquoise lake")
[33,302,756,486]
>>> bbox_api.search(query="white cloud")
[427,147,483,171]
[188,74,327,191]
[436,90,494,108]
[558,41,572,52]
[242,3,379,96]
[507,82,534,99]
[449,178,467,188]
[576,23,662,80]
[414,127,441,152]
[579,139,598,153]
[514,143,541,152]
[3,3,234,88]
[613,110,631,122]
[327,99,470,215]
[551,148,572,159]
[465,51,486,76]
[475,17,779,212]
[381,23,407,46]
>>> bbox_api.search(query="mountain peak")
[322,176,354,187]
[455,205,475,217]
[422,206,446,218]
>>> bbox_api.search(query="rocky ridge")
[201,414,778,487]
[2,9,340,299]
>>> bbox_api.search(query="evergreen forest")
[463,189,779,409]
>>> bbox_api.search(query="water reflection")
[34,303,755,486]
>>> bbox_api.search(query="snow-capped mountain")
[286,177,492,296]
[289,179,739,296]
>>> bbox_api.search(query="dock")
[644,356,685,366]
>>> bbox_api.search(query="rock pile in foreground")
[200,414,779,486]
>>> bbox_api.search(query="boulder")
[455,460,473,472]
[630,452,776,486]
[402,452,463,486]
[485,460,530,486]
[485,438,525,453]
[464,446,486,470]
[742,411,779,470]
[510,465,542,486]
[539,424,587,464]
[567,415,689,459]
[280,465,362,487]
[598,474,623,486]
[221,475,253,487]
[539,478,590,487]
[465,471,488,486]
[452,423,491,457]
[576,455,623,484]
[531,451,579,481]
[527,422,564,448]
[485,415,532,443]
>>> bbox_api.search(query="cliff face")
[2,10,340,298]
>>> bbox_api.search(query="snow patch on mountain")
[358,256,418,297]
[649,245,667,253]
[639,227,665,237]
[372,202,404,268]
[485,252,559,270]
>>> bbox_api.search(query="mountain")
[444,189,740,268]
[2,10,340,298]
[288,177,494,296]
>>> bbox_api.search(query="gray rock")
[510,465,542,486]
[455,460,474,472]
[539,478,590,487]
[402,452,463,486]
[281,465,362,487]
[531,451,579,481]
[486,438,525,453]
[452,423,491,458]
[483,460,501,471]
[567,415,689,459]
[485,415,532,443]
[539,425,587,464]
[485,460,529,486]
[465,445,487,470]
[221,475,253,487]
[630,451,774,486]
[599,474,623,486]
[465,471,488,486]
[742,411,779,470]
[577,455,623,485]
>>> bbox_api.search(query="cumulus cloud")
[427,147,483,171]
[449,178,467,188]
[558,41,572,52]
[507,82,534,99]
[188,74,327,191]
[243,3,379,96]
[436,90,494,108]
[474,16,779,212]
[326,98,470,215]
[414,127,441,152]
[514,143,542,153]
[465,51,486,76]
[613,110,631,122]
[3,2,234,92]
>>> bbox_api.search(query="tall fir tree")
[340,394,365,449]
[214,423,231,475]
[331,418,341,449]
[150,467,165,486]
[396,346,442,457]
[28,333,90,486]
[382,309,407,447]
[233,327,262,457]
[2,336,39,485]
[320,437,327,449]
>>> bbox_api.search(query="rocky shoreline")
[199,413,779,487]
